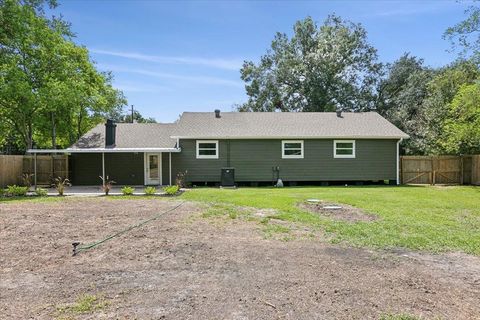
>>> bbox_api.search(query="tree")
[238,15,383,112]
[0,0,126,151]
[444,2,480,58]
[107,108,156,123]
[376,54,434,154]
[421,60,480,154]
[440,83,480,154]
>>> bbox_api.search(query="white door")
[145,153,161,185]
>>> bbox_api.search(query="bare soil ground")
[1,197,479,319]
[299,201,379,222]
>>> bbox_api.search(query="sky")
[50,0,472,123]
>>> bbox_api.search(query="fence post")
[34,153,37,190]
[430,157,435,185]
[460,155,464,185]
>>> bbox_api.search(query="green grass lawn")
[181,185,480,255]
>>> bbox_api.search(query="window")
[334,140,355,158]
[282,140,304,159]
[196,140,219,159]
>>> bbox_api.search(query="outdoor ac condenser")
[221,167,235,187]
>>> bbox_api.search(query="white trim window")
[282,140,304,159]
[334,140,356,158]
[196,140,219,159]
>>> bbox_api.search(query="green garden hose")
[72,201,185,256]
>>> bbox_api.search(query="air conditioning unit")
[221,167,235,187]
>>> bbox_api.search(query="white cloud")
[91,48,244,71]
[99,64,244,88]
[114,82,172,93]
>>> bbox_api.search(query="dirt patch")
[1,197,479,319]
[299,201,379,222]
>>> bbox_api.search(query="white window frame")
[196,140,219,159]
[282,140,304,159]
[334,140,356,158]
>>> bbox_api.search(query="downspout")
[169,152,172,186]
[102,152,105,187]
[396,138,403,185]
[227,140,231,167]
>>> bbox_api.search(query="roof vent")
[336,110,342,118]
[105,119,116,147]
[214,109,221,118]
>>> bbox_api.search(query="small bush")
[99,175,116,196]
[21,173,34,189]
[175,170,188,188]
[6,185,28,197]
[35,188,48,197]
[0,188,4,197]
[53,177,71,196]
[163,185,179,196]
[121,186,135,195]
[144,186,156,195]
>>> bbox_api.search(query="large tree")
[444,1,480,59]
[376,54,434,154]
[0,0,126,151]
[107,108,156,124]
[440,82,480,154]
[239,15,383,112]
[420,60,480,154]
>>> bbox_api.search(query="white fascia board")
[27,147,182,154]
[170,135,409,140]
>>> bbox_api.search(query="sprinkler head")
[72,242,80,256]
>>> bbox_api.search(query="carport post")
[34,153,37,190]
[169,152,172,186]
[102,152,105,187]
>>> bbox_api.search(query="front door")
[145,153,161,185]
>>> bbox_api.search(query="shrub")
[121,186,135,195]
[144,186,156,195]
[21,173,34,189]
[6,185,28,197]
[163,185,179,196]
[175,170,188,188]
[35,188,48,197]
[53,177,71,196]
[99,175,116,196]
[0,188,4,197]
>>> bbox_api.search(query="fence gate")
[401,155,479,185]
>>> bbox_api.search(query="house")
[28,110,409,186]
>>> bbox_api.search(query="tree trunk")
[26,124,33,150]
[51,112,56,149]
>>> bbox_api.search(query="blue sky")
[52,0,470,122]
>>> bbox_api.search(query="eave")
[26,147,182,154]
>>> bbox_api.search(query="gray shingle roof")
[173,112,409,139]
[70,123,177,149]
[69,111,407,150]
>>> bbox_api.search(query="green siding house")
[28,111,408,186]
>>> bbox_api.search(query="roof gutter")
[26,147,182,154]
[170,135,410,140]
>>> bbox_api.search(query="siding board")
[172,139,397,183]
[71,139,398,185]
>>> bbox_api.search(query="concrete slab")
[34,186,167,196]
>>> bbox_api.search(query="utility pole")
[131,105,134,123]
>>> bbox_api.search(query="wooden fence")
[0,155,24,187]
[401,155,480,185]
[0,155,68,187]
